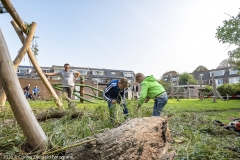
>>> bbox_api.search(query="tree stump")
[66,117,175,160]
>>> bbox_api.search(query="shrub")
[217,83,237,95]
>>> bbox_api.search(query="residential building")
[192,67,240,87]
[10,65,135,100]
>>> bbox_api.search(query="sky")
[1,0,240,79]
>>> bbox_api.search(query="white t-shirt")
[58,70,77,87]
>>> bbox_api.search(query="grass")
[0,98,240,159]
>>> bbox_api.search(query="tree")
[178,72,198,85]
[216,58,235,69]
[161,70,179,78]
[193,65,208,72]
[216,11,240,70]
[158,79,171,92]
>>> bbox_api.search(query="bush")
[217,83,237,95]
[204,85,212,92]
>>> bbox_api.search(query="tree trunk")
[0,29,47,150]
[0,22,36,107]
[35,110,84,122]
[66,117,175,160]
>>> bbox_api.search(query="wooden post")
[1,0,28,34]
[176,77,179,101]
[187,82,190,99]
[211,73,217,102]
[80,76,85,103]
[170,74,174,99]
[0,22,37,106]
[199,74,203,100]
[0,29,47,150]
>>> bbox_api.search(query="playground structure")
[0,0,66,150]
[52,77,105,103]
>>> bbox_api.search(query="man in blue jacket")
[103,77,129,123]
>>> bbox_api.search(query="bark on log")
[0,29,47,150]
[66,117,175,160]
[35,110,84,122]
[0,22,36,107]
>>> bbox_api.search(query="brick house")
[0,65,135,100]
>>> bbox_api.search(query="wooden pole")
[80,76,85,103]
[0,29,47,150]
[176,77,179,101]
[1,0,28,34]
[170,74,174,99]
[26,48,63,108]
[11,20,25,43]
[212,73,217,102]
[0,22,36,106]
[187,81,190,99]
[12,24,63,108]
[199,74,203,100]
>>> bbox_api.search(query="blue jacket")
[103,80,127,103]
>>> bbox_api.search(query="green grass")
[0,99,240,159]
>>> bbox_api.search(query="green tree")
[178,72,198,85]
[193,65,208,72]
[161,70,179,78]
[158,79,171,92]
[216,11,240,70]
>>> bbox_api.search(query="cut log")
[66,117,175,160]
[35,110,84,122]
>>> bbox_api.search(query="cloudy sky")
[1,0,240,79]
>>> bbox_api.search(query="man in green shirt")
[136,73,168,116]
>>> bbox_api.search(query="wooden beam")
[11,22,63,108]
[0,29,47,150]
[1,0,28,34]
[0,22,37,107]
[11,20,25,43]
[212,73,217,102]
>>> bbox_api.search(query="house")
[192,67,240,87]
[12,65,135,100]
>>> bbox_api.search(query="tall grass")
[0,99,240,159]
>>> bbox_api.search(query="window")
[54,68,64,73]
[75,69,87,75]
[215,79,224,87]
[16,68,32,73]
[229,69,238,75]
[172,78,178,81]
[164,78,168,81]
[209,70,225,77]
[92,70,104,75]
[42,69,50,73]
[111,72,116,74]
[123,72,134,77]
[229,77,240,84]
[92,78,106,83]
